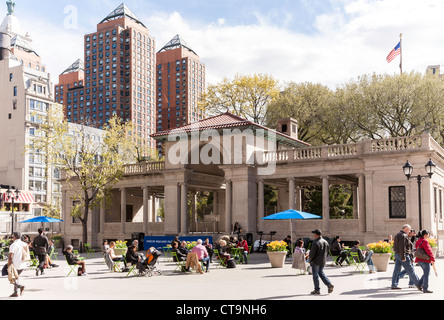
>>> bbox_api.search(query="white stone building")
[60,113,444,254]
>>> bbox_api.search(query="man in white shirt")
[8,232,27,297]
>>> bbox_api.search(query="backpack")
[226,258,236,268]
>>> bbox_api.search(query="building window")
[389,186,406,219]
[440,189,443,221]
[13,86,17,96]
[434,188,438,220]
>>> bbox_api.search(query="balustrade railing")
[262,134,431,164]
[124,161,165,176]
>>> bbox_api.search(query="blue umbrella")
[20,216,63,223]
[262,209,322,221]
[19,216,64,235]
[262,209,321,239]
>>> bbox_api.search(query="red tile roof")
[151,112,310,147]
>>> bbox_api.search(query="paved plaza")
[1,250,442,301]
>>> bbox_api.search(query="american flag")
[386,42,401,63]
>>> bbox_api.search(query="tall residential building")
[156,34,206,155]
[0,0,59,218]
[55,3,157,157]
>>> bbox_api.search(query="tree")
[302,185,353,219]
[266,73,444,147]
[200,73,280,125]
[266,82,339,145]
[343,72,444,142]
[28,111,135,247]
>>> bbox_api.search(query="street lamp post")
[6,186,20,236]
[402,159,436,230]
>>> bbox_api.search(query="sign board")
[144,236,213,250]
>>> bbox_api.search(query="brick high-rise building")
[156,34,206,155]
[56,3,157,156]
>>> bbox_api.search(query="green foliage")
[27,110,136,245]
[303,185,353,219]
[200,73,280,125]
[266,72,444,147]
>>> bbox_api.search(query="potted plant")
[428,238,438,258]
[114,240,128,256]
[266,240,288,268]
[186,241,197,251]
[366,241,392,272]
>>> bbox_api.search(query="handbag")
[414,240,430,261]
[22,245,30,261]
[2,264,8,277]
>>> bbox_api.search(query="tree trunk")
[82,197,89,252]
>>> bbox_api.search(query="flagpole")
[399,33,403,74]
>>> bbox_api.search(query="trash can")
[246,233,253,247]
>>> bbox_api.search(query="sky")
[2,0,444,89]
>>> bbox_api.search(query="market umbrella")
[262,209,321,244]
[20,216,63,235]
[20,216,63,223]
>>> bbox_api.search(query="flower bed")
[266,241,288,252]
[366,241,392,254]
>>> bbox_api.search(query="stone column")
[352,184,358,220]
[288,177,296,210]
[258,179,265,220]
[100,199,106,234]
[191,191,197,232]
[151,194,156,222]
[191,191,197,223]
[213,191,218,216]
[225,180,232,233]
[364,172,374,232]
[164,183,181,235]
[143,186,149,234]
[295,186,302,211]
[180,182,188,234]
[321,176,330,232]
[358,173,366,232]
[120,188,126,235]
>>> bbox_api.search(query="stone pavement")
[1,250,443,301]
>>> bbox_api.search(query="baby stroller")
[141,247,162,277]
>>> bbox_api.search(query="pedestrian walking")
[7,232,27,297]
[396,229,416,288]
[32,228,49,276]
[415,230,435,293]
[391,224,422,291]
[308,229,334,295]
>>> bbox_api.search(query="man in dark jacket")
[391,224,422,291]
[309,229,334,295]
[32,228,49,276]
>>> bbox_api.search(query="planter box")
[267,251,287,268]
[113,248,127,256]
[372,253,391,272]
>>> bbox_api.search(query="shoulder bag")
[414,240,430,261]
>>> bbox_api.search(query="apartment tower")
[156,34,206,155]
[56,4,157,157]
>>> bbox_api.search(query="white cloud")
[140,0,444,89]
[12,0,444,89]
